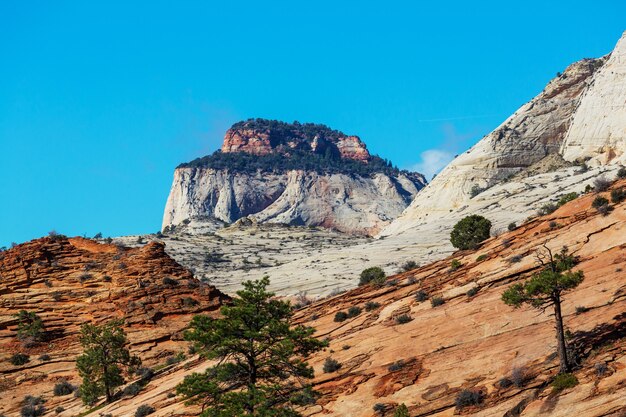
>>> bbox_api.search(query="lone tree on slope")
[14,310,46,347]
[76,319,141,404]
[501,245,584,373]
[450,215,492,250]
[176,276,326,417]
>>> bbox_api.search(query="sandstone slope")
[0,237,228,416]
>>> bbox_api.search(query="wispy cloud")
[409,149,455,180]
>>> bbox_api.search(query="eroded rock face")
[0,237,228,416]
[163,120,426,236]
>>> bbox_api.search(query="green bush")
[476,254,488,262]
[552,373,578,392]
[617,166,626,179]
[558,192,579,206]
[14,310,45,347]
[431,297,445,307]
[334,311,348,322]
[610,187,626,204]
[394,403,409,417]
[455,389,484,408]
[507,222,517,231]
[538,203,558,216]
[364,301,381,311]
[123,382,143,397]
[592,196,609,209]
[20,396,45,417]
[466,287,479,297]
[323,358,341,373]
[347,306,362,318]
[395,314,412,324]
[594,177,612,192]
[358,267,386,286]
[400,261,418,272]
[414,290,428,302]
[450,215,492,250]
[135,405,155,417]
[449,259,462,271]
[53,380,75,396]
[10,353,30,366]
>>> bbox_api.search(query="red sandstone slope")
[0,237,228,416]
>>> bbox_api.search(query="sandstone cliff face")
[163,120,426,236]
[0,237,228,416]
[382,32,625,237]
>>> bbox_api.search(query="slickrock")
[0,237,228,416]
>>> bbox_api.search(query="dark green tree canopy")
[450,215,492,250]
[76,319,141,404]
[14,310,45,346]
[358,266,386,286]
[177,276,326,417]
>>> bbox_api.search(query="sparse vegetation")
[162,277,179,287]
[123,382,143,397]
[466,287,479,297]
[364,301,381,311]
[594,176,612,192]
[449,259,462,271]
[373,403,387,415]
[455,389,484,409]
[575,306,589,314]
[552,373,578,392]
[395,314,412,324]
[388,360,405,372]
[450,215,492,250]
[358,266,386,286]
[323,358,342,373]
[20,396,45,417]
[76,319,141,404]
[476,254,488,262]
[394,403,409,417]
[507,222,517,231]
[415,290,428,302]
[557,192,579,207]
[176,277,325,416]
[400,260,418,272]
[14,310,45,347]
[538,202,558,216]
[10,353,30,366]
[347,306,362,318]
[617,166,626,179]
[502,246,583,373]
[431,297,445,307]
[470,184,485,198]
[610,187,626,204]
[134,405,155,417]
[53,380,75,396]
[334,311,349,322]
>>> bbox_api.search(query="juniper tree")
[14,310,45,346]
[502,246,584,373]
[450,215,492,250]
[76,319,140,404]
[176,276,326,417]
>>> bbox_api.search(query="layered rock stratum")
[8,176,624,416]
[162,119,426,236]
[0,237,228,416]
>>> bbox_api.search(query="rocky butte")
[162,119,427,236]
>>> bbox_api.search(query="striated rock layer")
[0,237,228,416]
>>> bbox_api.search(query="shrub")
[162,276,179,286]
[10,353,30,366]
[323,358,341,373]
[507,222,517,231]
[123,382,143,397]
[53,380,75,396]
[38,354,50,361]
[373,403,387,415]
[558,192,579,206]
[359,267,386,286]
[136,366,155,382]
[400,261,418,272]
[431,297,445,307]
[55,406,64,414]
[575,306,589,314]
[597,204,613,216]
[538,203,558,216]
[476,254,488,262]
[14,310,45,346]
[466,287,479,297]
[347,306,362,318]
[511,367,527,388]
[181,297,199,307]
[617,166,626,179]
[594,176,612,192]
[20,396,45,417]
[610,187,626,204]
[407,276,417,284]
[509,254,523,263]
[334,311,348,322]
[455,389,484,408]
[165,352,186,366]
[449,259,462,271]
[594,362,608,377]
[388,360,405,372]
[395,314,412,324]
[552,373,578,392]
[364,301,381,311]
[592,196,609,209]
[450,215,492,250]
[394,403,409,417]
[135,405,155,417]
[498,377,513,388]
[414,290,428,302]
[470,184,485,198]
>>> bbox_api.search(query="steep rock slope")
[57,177,626,417]
[163,120,426,236]
[0,237,228,416]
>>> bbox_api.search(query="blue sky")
[1,1,625,246]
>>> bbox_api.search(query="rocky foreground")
[3,179,624,416]
[0,238,228,416]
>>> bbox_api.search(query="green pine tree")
[502,246,584,373]
[176,276,326,417]
[76,319,141,404]
[394,403,410,417]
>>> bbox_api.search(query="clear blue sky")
[1,1,624,246]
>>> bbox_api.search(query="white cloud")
[410,149,455,180]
